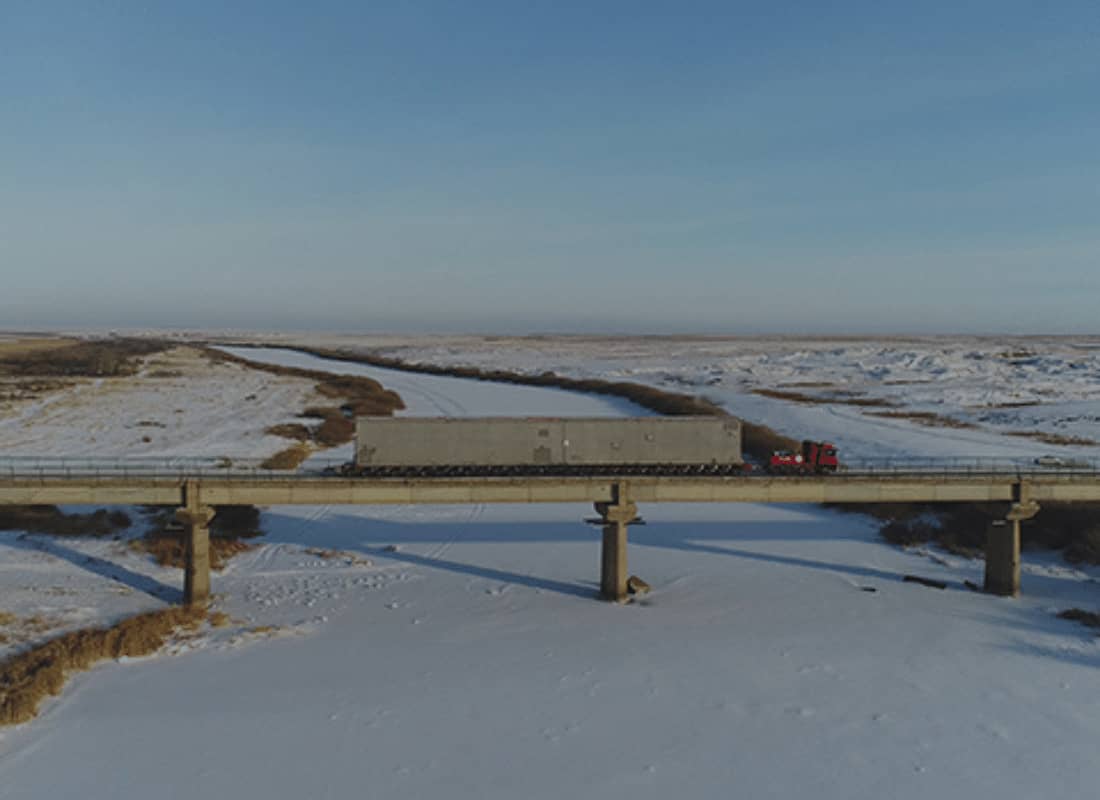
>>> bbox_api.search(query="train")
[344,416,745,477]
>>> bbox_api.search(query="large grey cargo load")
[355,417,741,469]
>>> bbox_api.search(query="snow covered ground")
[1,345,1099,799]
[265,334,1100,461]
[0,346,322,459]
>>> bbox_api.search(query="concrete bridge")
[4,460,1099,605]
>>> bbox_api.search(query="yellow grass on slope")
[0,606,208,726]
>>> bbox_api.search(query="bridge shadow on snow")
[254,508,899,599]
[3,533,182,603]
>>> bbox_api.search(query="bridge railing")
[838,456,1100,475]
[0,456,349,481]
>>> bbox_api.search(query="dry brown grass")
[0,338,76,357]
[867,410,977,429]
[0,377,76,406]
[260,444,313,470]
[836,500,1100,563]
[753,388,897,407]
[1006,430,1097,447]
[0,338,168,378]
[0,612,17,627]
[0,506,131,536]
[208,611,231,628]
[313,414,355,447]
[266,423,312,442]
[0,606,207,726]
[206,347,403,453]
[131,505,264,570]
[130,535,256,571]
[303,547,372,565]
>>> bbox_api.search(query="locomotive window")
[538,429,549,437]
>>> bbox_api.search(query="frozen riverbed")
[279,334,1100,461]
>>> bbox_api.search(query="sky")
[2,1,1098,334]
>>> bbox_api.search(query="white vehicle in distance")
[1033,455,1090,469]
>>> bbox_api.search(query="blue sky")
[2,1,1098,333]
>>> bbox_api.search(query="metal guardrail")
[0,456,349,480]
[838,456,1100,476]
[1,456,1100,481]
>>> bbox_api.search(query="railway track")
[2,456,1100,481]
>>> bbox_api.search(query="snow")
[0,347,322,459]
[1,344,1099,799]
[281,334,1100,461]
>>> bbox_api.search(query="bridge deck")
[2,473,1100,506]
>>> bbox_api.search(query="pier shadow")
[3,533,182,603]
[255,506,894,599]
[359,545,597,599]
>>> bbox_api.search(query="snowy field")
[0,346,322,459]
[261,333,1100,461]
[1,344,1099,798]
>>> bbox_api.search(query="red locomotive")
[767,440,839,475]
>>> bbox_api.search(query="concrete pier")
[595,484,637,603]
[985,488,1040,597]
[176,481,216,607]
[984,519,1021,597]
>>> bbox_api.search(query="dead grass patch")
[0,338,168,378]
[260,444,313,471]
[131,504,264,570]
[304,547,342,559]
[208,611,231,628]
[313,414,355,447]
[1006,430,1097,447]
[0,612,17,627]
[0,338,77,357]
[0,506,131,536]
[867,410,977,429]
[131,536,256,571]
[266,423,312,442]
[753,388,897,407]
[303,547,372,566]
[833,501,1100,563]
[0,606,207,726]
[0,377,75,404]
